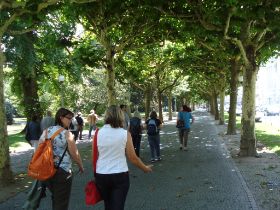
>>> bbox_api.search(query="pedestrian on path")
[87,109,98,139]
[128,110,143,157]
[40,110,55,132]
[25,115,41,150]
[69,117,78,141]
[75,112,84,140]
[145,111,163,163]
[177,105,194,151]
[120,104,130,129]
[95,105,152,210]
[40,108,84,210]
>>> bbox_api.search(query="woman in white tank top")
[95,105,152,210]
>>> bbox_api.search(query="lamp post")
[58,75,65,107]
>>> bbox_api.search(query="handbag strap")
[92,128,99,175]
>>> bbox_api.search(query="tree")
[0,0,61,186]
[70,1,163,105]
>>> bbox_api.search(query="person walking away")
[40,110,55,132]
[120,104,130,129]
[69,117,79,141]
[75,112,84,140]
[95,105,152,210]
[145,111,163,163]
[39,108,84,210]
[26,115,41,150]
[87,109,98,139]
[177,105,194,151]
[128,111,143,157]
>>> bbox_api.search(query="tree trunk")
[167,91,172,120]
[105,48,116,106]
[214,93,219,120]
[0,43,13,186]
[191,103,195,111]
[227,57,240,135]
[21,32,43,121]
[22,74,42,121]
[157,90,163,122]
[155,74,163,122]
[144,85,151,120]
[239,46,258,157]
[219,90,225,125]
[210,96,215,115]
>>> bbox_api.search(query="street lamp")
[58,75,65,107]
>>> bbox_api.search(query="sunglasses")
[64,116,73,120]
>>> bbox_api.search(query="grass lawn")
[8,119,105,150]
[224,113,280,156]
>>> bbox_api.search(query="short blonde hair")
[104,105,125,128]
[133,111,141,119]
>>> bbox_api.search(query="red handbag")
[85,129,103,205]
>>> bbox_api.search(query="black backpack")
[147,119,158,136]
[129,117,141,136]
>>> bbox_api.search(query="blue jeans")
[148,134,160,159]
[88,124,96,138]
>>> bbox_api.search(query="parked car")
[255,111,264,122]
[236,106,242,116]
[264,106,280,116]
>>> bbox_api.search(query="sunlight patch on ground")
[257,146,277,154]
[10,142,32,153]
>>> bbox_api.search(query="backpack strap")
[49,127,66,169]
[50,127,64,141]
[92,128,99,176]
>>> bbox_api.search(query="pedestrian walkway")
[0,111,257,210]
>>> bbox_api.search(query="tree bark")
[144,85,151,120]
[239,45,258,157]
[214,92,219,120]
[105,48,116,106]
[227,57,240,135]
[22,74,42,121]
[167,91,172,120]
[21,32,43,121]
[0,42,13,186]
[210,95,215,115]
[219,90,225,125]
[155,74,163,122]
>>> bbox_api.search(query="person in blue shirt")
[177,105,194,151]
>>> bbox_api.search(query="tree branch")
[7,28,35,35]
[199,41,215,51]
[223,7,250,67]
[70,0,98,3]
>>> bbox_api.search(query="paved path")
[0,111,256,210]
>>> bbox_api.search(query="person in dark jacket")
[75,112,84,140]
[128,111,143,157]
[26,115,41,150]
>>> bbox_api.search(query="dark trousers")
[148,134,160,159]
[46,168,73,210]
[70,131,78,141]
[131,134,141,157]
[179,128,190,147]
[96,172,130,210]
[77,125,83,139]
